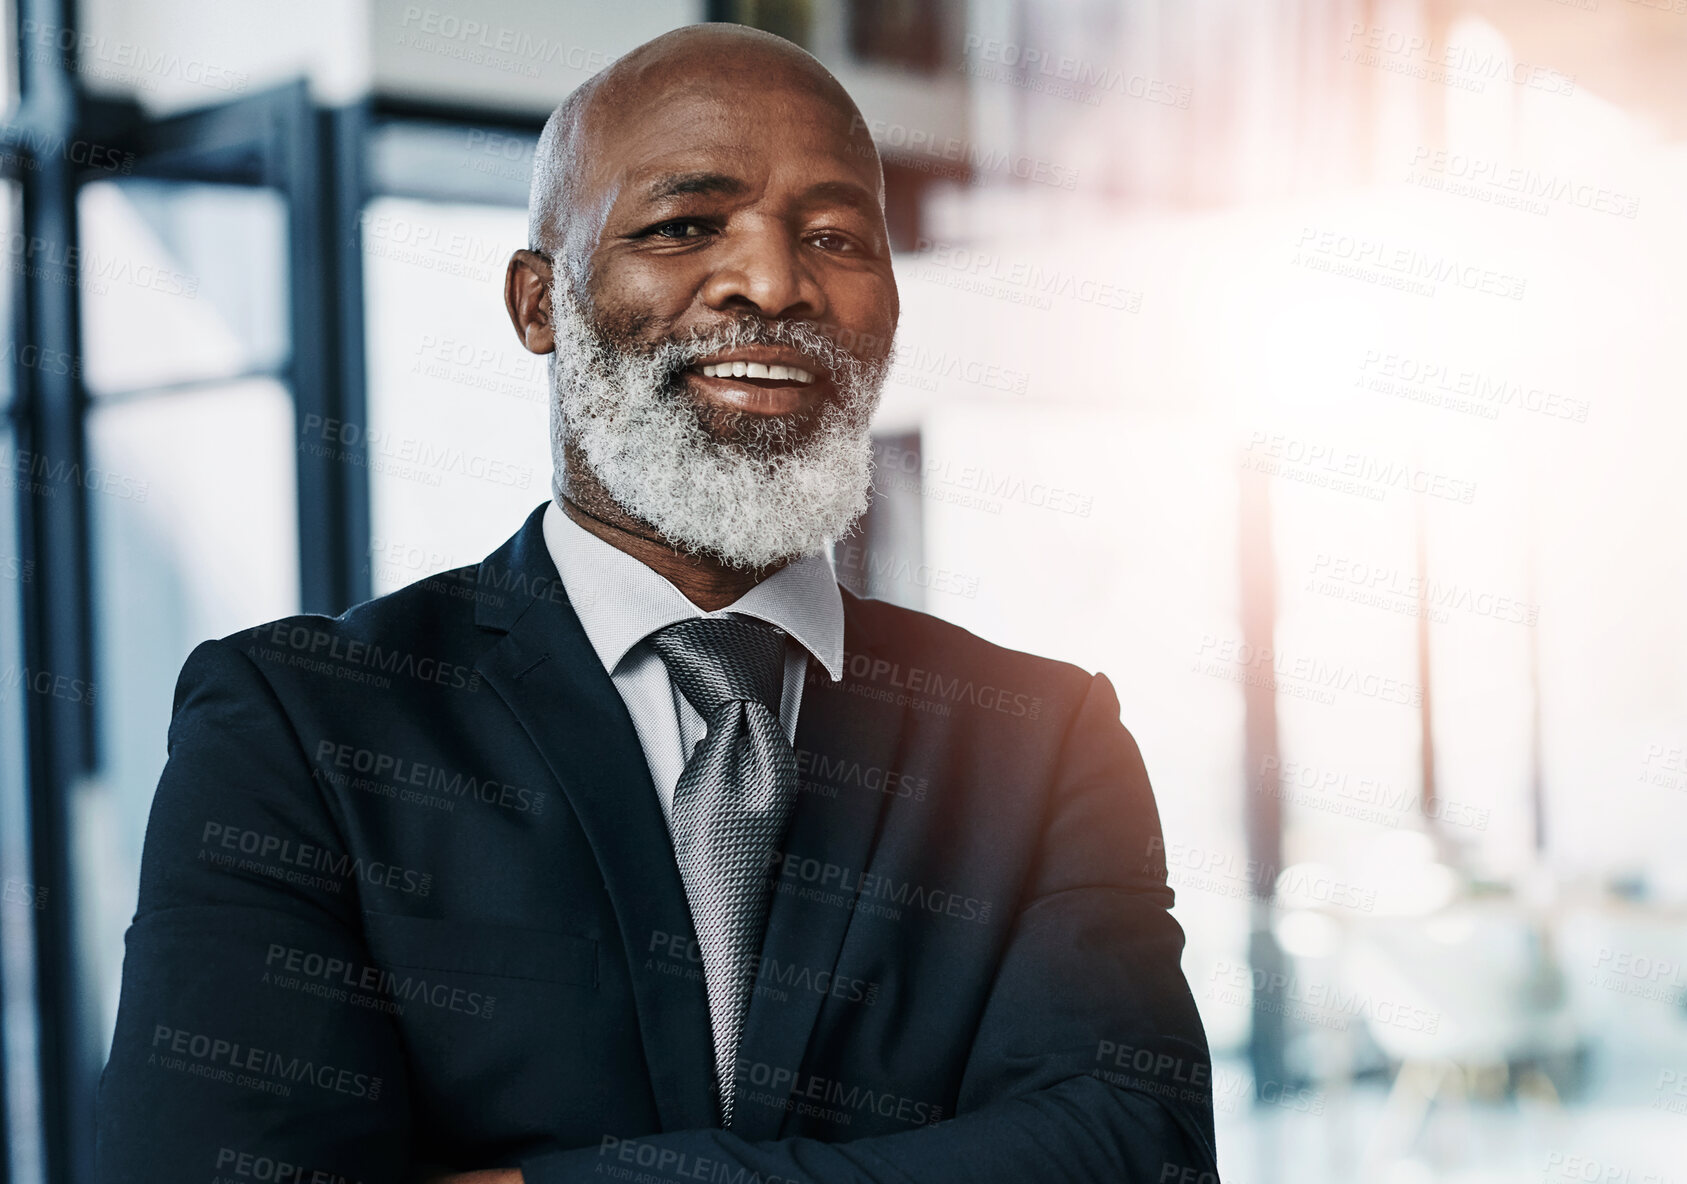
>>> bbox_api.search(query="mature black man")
[95,23,1217,1184]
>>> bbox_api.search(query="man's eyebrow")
[636,173,879,212]
[641,172,750,201]
[798,179,880,214]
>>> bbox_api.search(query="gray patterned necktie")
[648,614,797,1127]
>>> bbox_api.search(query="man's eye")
[647,220,709,240]
[810,231,860,254]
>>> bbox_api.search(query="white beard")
[547,282,892,570]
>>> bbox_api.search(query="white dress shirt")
[540,499,845,826]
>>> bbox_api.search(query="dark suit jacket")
[95,503,1217,1183]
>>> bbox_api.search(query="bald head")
[526,23,884,283]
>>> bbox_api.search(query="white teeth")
[698,361,816,383]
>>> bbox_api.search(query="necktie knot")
[649,615,786,721]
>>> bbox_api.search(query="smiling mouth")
[699,360,816,384]
[685,356,825,416]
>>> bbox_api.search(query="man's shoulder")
[203,562,497,703]
[839,588,1098,716]
[226,562,487,650]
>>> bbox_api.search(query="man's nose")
[698,223,825,320]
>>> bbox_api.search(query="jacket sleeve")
[95,639,413,1182]
[519,671,1218,1184]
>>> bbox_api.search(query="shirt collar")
[541,498,845,682]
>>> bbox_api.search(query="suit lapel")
[472,511,912,1139]
[731,592,910,1141]
[472,506,718,1132]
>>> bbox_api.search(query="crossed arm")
[434,671,1217,1184]
[96,642,1217,1183]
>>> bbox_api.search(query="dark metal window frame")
[4,57,560,1178]
[5,54,381,1184]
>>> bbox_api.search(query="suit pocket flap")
[361,912,596,986]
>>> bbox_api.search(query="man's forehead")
[582,87,880,207]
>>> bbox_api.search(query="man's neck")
[556,487,786,613]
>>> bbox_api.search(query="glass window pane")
[362,197,550,593]
[77,180,288,398]
[81,378,300,1046]
[366,120,538,208]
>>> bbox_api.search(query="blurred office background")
[4,0,1687,1180]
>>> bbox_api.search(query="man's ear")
[504,249,556,354]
